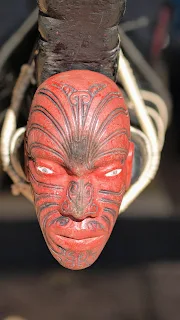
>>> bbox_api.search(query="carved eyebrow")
[29,144,66,165]
[94,148,128,163]
[93,152,127,168]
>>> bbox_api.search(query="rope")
[118,50,166,213]
[1,63,34,202]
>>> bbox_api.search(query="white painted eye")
[105,169,122,177]
[37,166,53,174]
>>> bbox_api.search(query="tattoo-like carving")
[25,70,134,270]
[28,82,129,169]
[61,181,97,219]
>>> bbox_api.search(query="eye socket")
[105,169,122,177]
[36,166,54,175]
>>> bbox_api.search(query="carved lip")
[50,234,105,251]
[52,228,106,240]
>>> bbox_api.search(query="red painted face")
[25,70,134,270]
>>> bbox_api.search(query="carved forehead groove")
[27,81,130,167]
[38,88,73,138]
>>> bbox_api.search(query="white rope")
[118,50,162,213]
[1,109,16,169]
[10,127,27,180]
[1,64,34,202]
[141,90,169,130]
[147,107,166,151]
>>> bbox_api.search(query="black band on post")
[37,0,126,84]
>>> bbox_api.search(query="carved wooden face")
[25,70,134,270]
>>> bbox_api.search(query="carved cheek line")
[99,186,126,222]
[29,169,64,191]
[36,202,59,219]
[103,208,117,221]
[99,185,126,197]
[99,186,126,217]
[101,215,111,230]
[34,209,63,262]
[34,193,62,206]
[41,209,60,235]
[99,198,121,208]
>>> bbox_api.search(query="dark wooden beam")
[36,0,126,83]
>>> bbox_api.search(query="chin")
[55,251,101,270]
[44,231,107,270]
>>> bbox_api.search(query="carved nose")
[70,180,92,217]
[61,180,98,220]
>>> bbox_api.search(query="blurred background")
[1,0,180,319]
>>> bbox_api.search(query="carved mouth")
[48,230,105,250]
[53,228,106,240]
[51,234,105,250]
[56,235,103,242]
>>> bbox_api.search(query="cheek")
[95,174,126,225]
[98,172,126,193]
